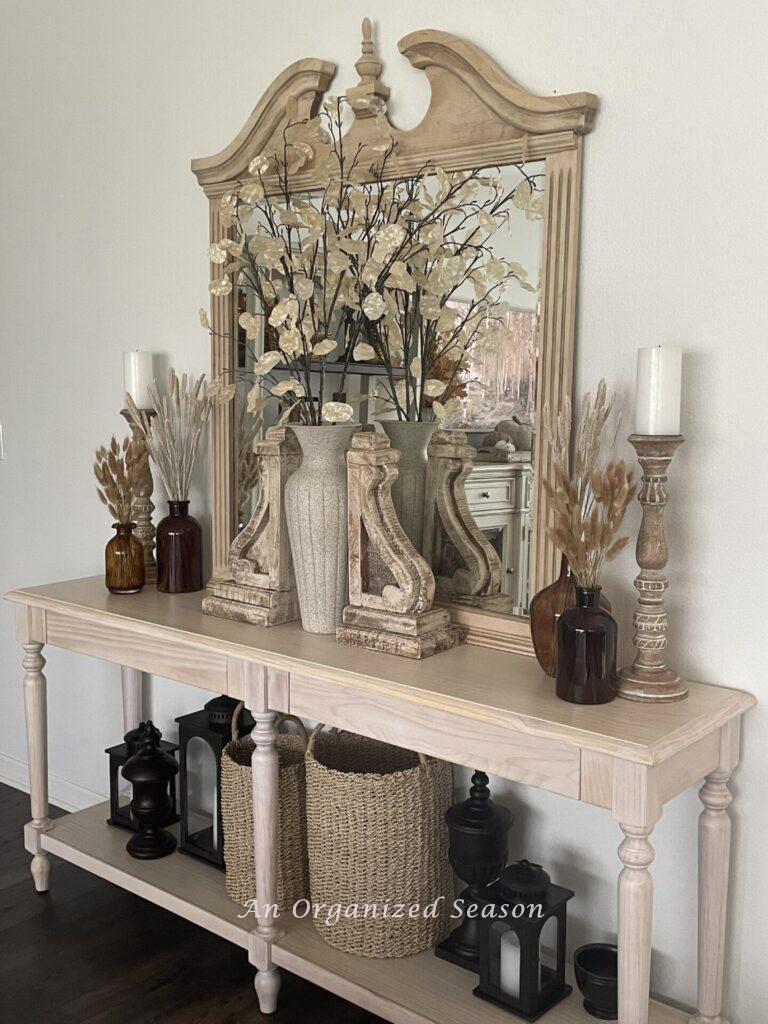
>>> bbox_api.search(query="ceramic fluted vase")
[381,421,436,553]
[284,424,358,634]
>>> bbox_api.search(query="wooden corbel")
[423,429,502,599]
[203,426,301,626]
[336,432,466,658]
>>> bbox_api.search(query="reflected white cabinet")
[466,458,532,610]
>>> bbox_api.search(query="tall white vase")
[381,421,437,553]
[284,424,358,634]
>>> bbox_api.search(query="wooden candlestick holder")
[617,434,688,702]
[121,408,157,584]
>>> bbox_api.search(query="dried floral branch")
[542,380,636,588]
[93,435,145,524]
[126,369,212,502]
[202,93,544,425]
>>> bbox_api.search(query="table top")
[7,576,755,766]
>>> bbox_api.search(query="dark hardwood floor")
[0,783,381,1024]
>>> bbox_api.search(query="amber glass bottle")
[156,501,203,593]
[105,523,145,594]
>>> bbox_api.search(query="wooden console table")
[7,577,754,1024]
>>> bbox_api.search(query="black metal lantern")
[474,859,574,1021]
[175,695,254,867]
[436,770,512,971]
[105,721,178,832]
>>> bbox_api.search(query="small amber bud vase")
[156,500,203,594]
[556,586,617,704]
[105,522,145,595]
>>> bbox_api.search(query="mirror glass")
[419,161,543,618]
[233,160,545,616]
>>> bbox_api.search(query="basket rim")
[305,748,442,783]
[223,733,306,769]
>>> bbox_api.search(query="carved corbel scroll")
[336,433,466,658]
[423,429,502,599]
[202,426,300,626]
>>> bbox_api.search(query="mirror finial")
[346,17,390,119]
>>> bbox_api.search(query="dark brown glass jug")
[105,523,145,594]
[556,586,617,704]
[156,501,203,594]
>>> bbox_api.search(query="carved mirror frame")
[192,24,598,656]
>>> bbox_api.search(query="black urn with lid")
[435,770,513,971]
[105,721,178,832]
[122,719,179,859]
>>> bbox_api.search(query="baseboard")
[0,752,106,813]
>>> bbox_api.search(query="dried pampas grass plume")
[126,369,212,502]
[542,380,636,589]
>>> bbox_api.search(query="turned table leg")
[618,823,656,1024]
[22,641,52,892]
[121,666,143,733]
[251,708,281,1014]
[689,765,734,1024]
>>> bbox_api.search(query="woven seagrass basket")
[305,726,454,958]
[221,710,309,910]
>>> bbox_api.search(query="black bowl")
[574,943,618,1020]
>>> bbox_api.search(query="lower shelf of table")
[41,803,689,1024]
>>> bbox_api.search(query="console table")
[7,577,754,1024]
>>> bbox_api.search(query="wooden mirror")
[192,23,598,655]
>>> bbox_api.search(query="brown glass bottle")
[156,501,203,594]
[105,523,145,594]
[555,586,617,704]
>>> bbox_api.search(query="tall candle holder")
[617,434,688,702]
[121,408,157,584]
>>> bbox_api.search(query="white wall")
[1,2,766,1020]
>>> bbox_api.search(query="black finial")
[469,770,490,804]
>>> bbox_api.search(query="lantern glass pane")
[539,914,558,988]
[118,778,132,820]
[499,927,521,999]
[186,736,219,851]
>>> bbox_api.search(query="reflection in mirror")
[443,161,543,617]
[232,160,544,615]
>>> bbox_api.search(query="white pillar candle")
[123,351,155,410]
[499,930,521,998]
[634,346,682,435]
